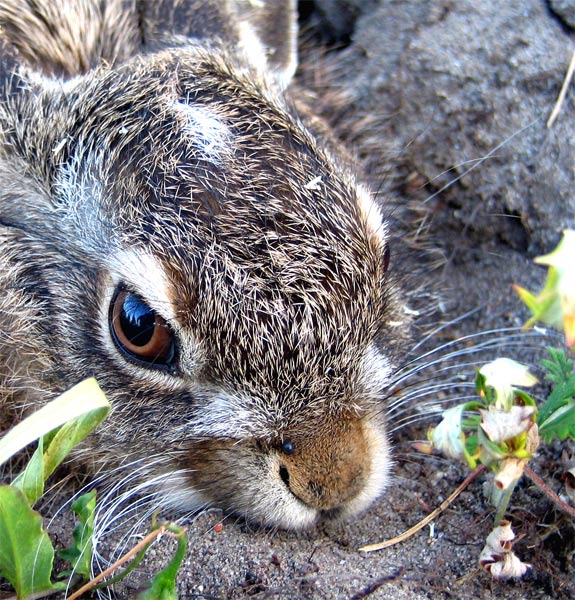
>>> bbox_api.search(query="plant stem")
[493,478,519,524]
[524,464,575,519]
[67,525,186,600]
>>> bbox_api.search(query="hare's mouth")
[159,413,392,530]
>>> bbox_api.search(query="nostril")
[279,464,290,488]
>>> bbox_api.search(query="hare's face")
[1,49,406,528]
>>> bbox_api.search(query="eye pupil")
[109,287,177,370]
[119,294,156,347]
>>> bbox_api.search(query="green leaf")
[59,490,97,579]
[539,404,575,443]
[137,526,187,600]
[513,389,537,407]
[514,269,562,330]
[41,402,109,484]
[537,377,575,426]
[536,347,575,443]
[0,485,62,598]
[540,347,574,385]
[0,378,110,470]
[516,231,575,349]
[476,428,507,466]
[11,437,46,506]
[9,381,110,507]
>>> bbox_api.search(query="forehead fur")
[171,100,233,165]
[108,248,176,323]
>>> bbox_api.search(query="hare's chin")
[160,467,391,530]
[158,472,318,529]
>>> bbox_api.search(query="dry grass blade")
[67,525,187,600]
[547,45,575,128]
[359,465,486,552]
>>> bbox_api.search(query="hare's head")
[0,3,409,529]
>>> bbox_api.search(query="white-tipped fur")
[172,101,234,165]
[361,343,393,394]
[108,249,176,323]
[356,183,388,250]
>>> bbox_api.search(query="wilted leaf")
[564,467,575,505]
[488,551,531,579]
[479,358,538,411]
[480,406,536,443]
[429,405,466,460]
[494,458,527,490]
[479,521,530,580]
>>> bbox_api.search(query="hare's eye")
[109,288,177,370]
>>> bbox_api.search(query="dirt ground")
[4,1,574,599]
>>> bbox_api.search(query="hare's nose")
[277,418,369,510]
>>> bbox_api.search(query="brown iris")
[109,287,176,369]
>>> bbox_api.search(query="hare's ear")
[142,1,298,89]
[235,0,298,89]
[0,49,72,194]
[0,38,21,95]
[0,0,141,77]
[156,0,299,89]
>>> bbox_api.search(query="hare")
[0,0,410,529]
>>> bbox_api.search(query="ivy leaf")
[0,485,63,598]
[59,490,97,579]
